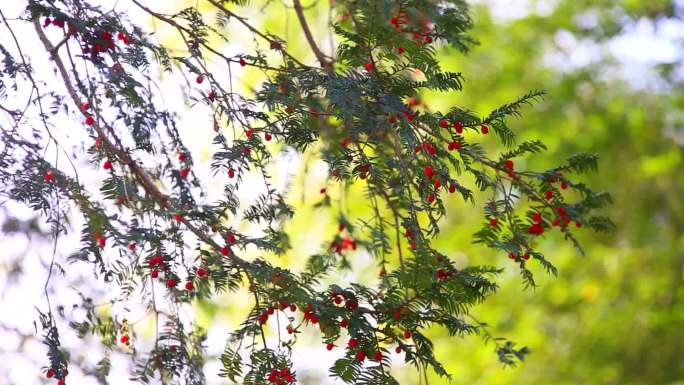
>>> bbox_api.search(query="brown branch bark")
[292,0,332,70]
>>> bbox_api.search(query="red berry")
[120,335,129,344]
[433,179,442,189]
[185,281,194,291]
[151,269,159,279]
[46,368,55,378]
[404,330,412,339]
[439,119,449,128]
[575,221,583,228]
[348,338,358,349]
[448,183,457,193]
[245,129,253,138]
[427,193,435,203]
[532,212,542,223]
[453,122,463,133]
[561,182,568,189]
[166,278,177,288]
[528,223,544,235]
[228,168,235,178]
[97,236,106,248]
[395,346,402,353]
[128,242,137,251]
[393,310,401,320]
[505,160,514,170]
[178,153,187,162]
[287,325,294,334]
[373,351,382,361]
[424,35,433,43]
[208,89,217,102]
[173,214,183,222]
[265,133,272,141]
[355,351,366,362]
[44,18,52,27]
[423,166,434,179]
[220,247,229,256]
[481,125,489,134]
[489,218,498,227]
[196,75,204,84]
[545,190,553,200]
[179,167,189,178]
[364,62,375,72]
[103,160,112,170]
[340,318,348,328]
[448,141,461,151]
[239,58,247,67]
[43,170,55,183]
[85,115,94,125]
[289,303,297,312]
[523,252,530,260]
[58,380,65,385]
[81,102,90,111]
[227,233,237,244]
[326,343,334,351]
[397,47,405,54]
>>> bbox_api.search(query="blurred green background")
[207,0,684,384]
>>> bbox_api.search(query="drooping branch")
[292,0,332,69]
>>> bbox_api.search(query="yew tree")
[0,0,613,384]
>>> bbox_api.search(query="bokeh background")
[1,0,683,384]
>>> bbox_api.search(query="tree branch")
[292,0,332,70]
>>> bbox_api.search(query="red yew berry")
[505,160,514,170]
[453,121,463,133]
[287,325,294,334]
[393,310,402,320]
[43,170,55,183]
[439,119,449,128]
[427,193,435,203]
[265,132,272,141]
[185,281,194,291]
[448,183,457,193]
[196,75,204,84]
[508,252,518,260]
[552,219,560,226]
[528,223,544,235]
[208,89,217,102]
[481,125,489,134]
[245,129,253,138]
[373,351,383,361]
[103,160,112,170]
[58,380,65,385]
[334,296,342,305]
[490,218,498,227]
[364,62,375,72]
[348,338,358,349]
[397,47,405,54]
[46,368,55,378]
[355,351,366,362]
[197,267,208,277]
[239,58,247,67]
[128,242,137,251]
[433,179,442,189]
[81,102,90,111]
[179,167,189,178]
[561,181,569,189]
[448,141,461,151]
[289,303,297,312]
[326,343,334,351]
[557,207,565,216]
[404,329,412,339]
[173,213,183,222]
[44,18,52,27]
[227,233,237,243]
[97,236,106,248]
[151,269,159,279]
[85,115,94,125]
[423,165,434,179]
[545,190,554,200]
[523,252,530,260]
[220,247,229,256]
[228,168,235,178]
[532,212,542,223]
[576,221,583,228]
[424,35,433,43]
[166,278,177,288]
[395,346,402,353]
[340,318,348,328]
[178,153,187,162]
[120,335,129,344]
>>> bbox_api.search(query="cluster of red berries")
[508,251,531,262]
[92,231,106,248]
[389,12,435,47]
[45,366,68,385]
[258,300,298,325]
[178,153,190,178]
[262,367,293,385]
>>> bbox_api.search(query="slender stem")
[292,0,332,70]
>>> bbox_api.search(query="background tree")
[0,1,623,384]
